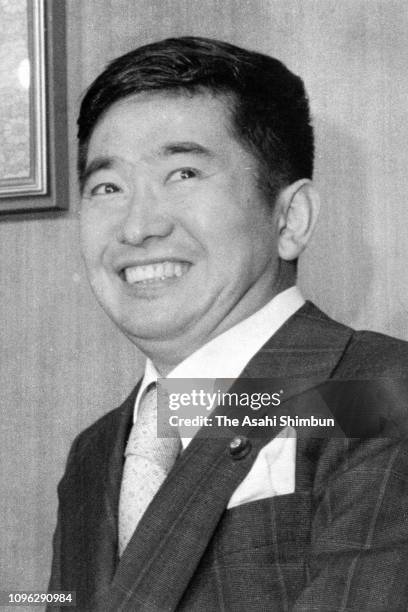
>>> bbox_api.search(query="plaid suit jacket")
[48,302,408,611]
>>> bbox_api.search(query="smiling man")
[80,92,290,370]
[49,37,408,611]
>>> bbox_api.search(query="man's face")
[80,92,282,353]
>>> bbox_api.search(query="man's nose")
[117,185,174,246]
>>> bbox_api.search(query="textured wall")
[1,0,408,599]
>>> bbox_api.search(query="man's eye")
[90,183,120,196]
[168,168,199,182]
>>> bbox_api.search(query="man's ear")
[276,179,320,261]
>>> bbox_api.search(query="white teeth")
[124,261,188,284]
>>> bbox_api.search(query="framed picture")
[0,0,68,213]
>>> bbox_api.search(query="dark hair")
[77,36,314,198]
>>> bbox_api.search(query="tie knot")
[136,382,158,427]
[125,383,181,470]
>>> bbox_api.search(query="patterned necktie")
[118,383,181,556]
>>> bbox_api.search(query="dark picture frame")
[0,0,68,214]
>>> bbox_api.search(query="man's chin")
[114,316,190,346]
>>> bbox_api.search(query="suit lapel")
[74,388,136,607]
[108,302,353,611]
[104,391,138,544]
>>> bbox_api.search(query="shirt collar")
[134,358,159,409]
[133,286,305,444]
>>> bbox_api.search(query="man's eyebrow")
[159,141,214,158]
[80,144,214,192]
[80,156,115,191]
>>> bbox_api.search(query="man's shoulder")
[296,301,408,376]
[339,327,408,377]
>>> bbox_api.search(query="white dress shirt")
[133,286,304,507]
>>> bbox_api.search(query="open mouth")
[123,261,190,284]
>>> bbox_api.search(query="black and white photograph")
[1,1,408,610]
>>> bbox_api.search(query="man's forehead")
[89,89,234,143]
[84,91,245,174]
